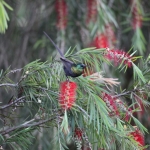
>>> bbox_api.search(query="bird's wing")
[60,57,73,64]
[60,57,74,70]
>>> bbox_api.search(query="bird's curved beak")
[83,64,86,68]
[85,65,91,68]
[82,64,87,69]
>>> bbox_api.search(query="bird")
[43,32,86,78]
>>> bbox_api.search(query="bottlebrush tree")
[0,0,150,150]
[0,47,149,150]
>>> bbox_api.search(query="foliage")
[0,0,13,33]
[0,47,149,150]
[0,0,150,150]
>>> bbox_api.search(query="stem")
[113,88,145,98]
[0,96,25,110]
[113,91,131,98]
[0,112,63,135]
[6,68,23,75]
[0,83,17,87]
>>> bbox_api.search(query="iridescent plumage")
[44,32,86,77]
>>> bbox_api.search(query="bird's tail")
[43,31,64,58]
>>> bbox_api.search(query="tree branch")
[0,112,63,135]
[113,88,145,98]
[0,83,17,87]
[113,91,131,98]
[0,96,25,110]
[6,68,23,75]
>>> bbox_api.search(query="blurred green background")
[1,0,150,149]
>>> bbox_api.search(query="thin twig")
[0,112,63,135]
[76,105,90,118]
[0,83,17,87]
[113,88,145,98]
[0,96,25,110]
[22,119,35,126]
[6,68,23,75]
[113,91,131,98]
[39,86,59,95]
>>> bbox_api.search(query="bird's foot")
[66,76,69,81]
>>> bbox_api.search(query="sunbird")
[44,32,86,78]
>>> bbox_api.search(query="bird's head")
[70,63,86,76]
[76,63,86,70]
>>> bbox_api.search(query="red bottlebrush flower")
[94,33,109,49]
[130,0,143,30]
[74,128,83,140]
[86,0,97,23]
[102,93,119,116]
[129,127,145,147]
[105,24,116,47]
[55,0,68,30]
[105,49,133,67]
[59,81,77,110]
